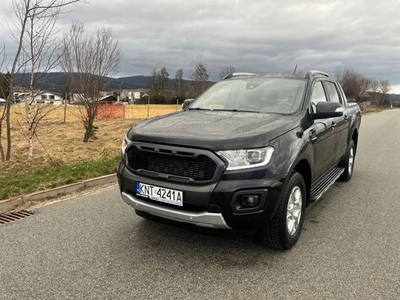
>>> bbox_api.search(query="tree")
[174,69,183,92]
[336,67,367,102]
[0,70,11,162]
[149,68,160,95]
[379,79,391,106]
[1,0,83,161]
[219,66,236,80]
[18,0,80,161]
[61,21,123,142]
[159,67,169,97]
[149,67,169,99]
[190,55,209,98]
[173,68,186,102]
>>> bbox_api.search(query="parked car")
[117,71,361,249]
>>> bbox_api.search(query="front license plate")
[136,182,183,206]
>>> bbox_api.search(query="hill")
[13,72,198,93]
[13,73,154,92]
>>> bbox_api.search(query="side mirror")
[313,102,344,119]
[182,99,195,110]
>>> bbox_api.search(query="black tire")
[338,140,355,182]
[259,172,306,250]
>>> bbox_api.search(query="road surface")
[1,110,399,299]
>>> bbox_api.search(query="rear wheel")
[339,140,355,182]
[259,172,306,250]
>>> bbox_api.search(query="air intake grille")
[127,146,217,181]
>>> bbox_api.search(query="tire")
[259,172,306,250]
[338,140,355,182]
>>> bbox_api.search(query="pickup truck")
[117,70,361,249]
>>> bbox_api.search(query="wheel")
[338,140,355,182]
[259,172,306,250]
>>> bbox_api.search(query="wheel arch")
[292,159,312,206]
[352,129,359,153]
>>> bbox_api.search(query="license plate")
[136,182,183,206]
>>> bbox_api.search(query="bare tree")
[0,46,9,161]
[379,79,391,106]
[61,21,123,142]
[159,67,169,97]
[368,79,380,104]
[1,0,83,161]
[219,66,236,80]
[336,67,371,102]
[174,69,183,92]
[149,68,160,95]
[190,55,209,98]
[150,67,169,97]
[19,1,79,161]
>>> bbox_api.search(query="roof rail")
[222,72,257,80]
[306,70,330,78]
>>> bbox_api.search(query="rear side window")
[325,81,341,103]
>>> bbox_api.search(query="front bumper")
[121,191,231,229]
[118,163,284,229]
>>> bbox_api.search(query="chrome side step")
[310,167,344,202]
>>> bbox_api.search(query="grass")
[0,104,180,201]
[0,156,120,200]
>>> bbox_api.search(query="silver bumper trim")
[121,192,231,229]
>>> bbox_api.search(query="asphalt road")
[1,110,400,300]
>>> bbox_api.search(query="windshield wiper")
[213,108,259,113]
[188,107,211,111]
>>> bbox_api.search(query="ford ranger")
[117,70,361,249]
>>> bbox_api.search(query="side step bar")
[310,167,344,202]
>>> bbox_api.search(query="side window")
[310,81,327,113]
[325,81,341,104]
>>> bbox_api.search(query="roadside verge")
[0,174,117,214]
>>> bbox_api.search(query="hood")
[127,110,299,150]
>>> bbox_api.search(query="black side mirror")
[313,102,344,119]
[182,99,195,110]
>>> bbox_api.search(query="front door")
[309,81,336,179]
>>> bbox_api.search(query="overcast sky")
[1,0,400,93]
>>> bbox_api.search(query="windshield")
[190,77,306,114]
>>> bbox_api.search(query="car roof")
[223,70,330,81]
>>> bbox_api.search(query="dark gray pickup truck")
[117,70,361,249]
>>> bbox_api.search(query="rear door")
[323,81,349,163]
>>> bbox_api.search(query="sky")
[1,0,400,93]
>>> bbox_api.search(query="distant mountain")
[13,73,155,92]
[12,72,202,93]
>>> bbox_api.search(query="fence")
[8,103,182,124]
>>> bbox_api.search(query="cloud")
[1,0,399,91]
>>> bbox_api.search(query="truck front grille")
[126,145,218,182]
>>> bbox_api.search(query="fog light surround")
[241,195,260,207]
[231,189,268,213]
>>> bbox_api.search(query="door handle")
[310,129,317,143]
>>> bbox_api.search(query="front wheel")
[259,172,306,250]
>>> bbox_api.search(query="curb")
[0,174,118,214]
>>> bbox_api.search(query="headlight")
[217,147,274,170]
[121,135,130,155]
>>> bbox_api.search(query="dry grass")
[1,104,180,179]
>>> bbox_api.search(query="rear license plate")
[136,182,183,206]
